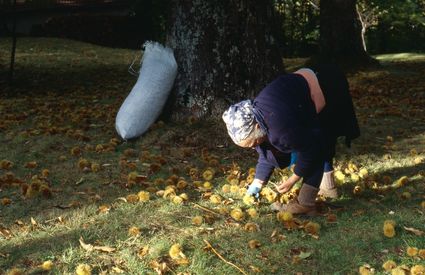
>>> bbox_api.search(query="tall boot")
[271,184,318,215]
[318,171,338,199]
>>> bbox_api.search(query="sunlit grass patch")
[1,39,425,274]
[375,52,425,62]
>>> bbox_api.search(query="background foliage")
[2,0,423,54]
[270,0,425,56]
[129,0,425,55]
[363,0,425,54]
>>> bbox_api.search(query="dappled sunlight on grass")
[1,39,424,274]
[375,52,425,62]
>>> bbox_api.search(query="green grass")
[374,52,425,62]
[1,38,424,274]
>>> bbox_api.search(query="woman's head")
[222,100,267,148]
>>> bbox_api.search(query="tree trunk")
[355,5,368,52]
[165,0,283,119]
[319,0,376,66]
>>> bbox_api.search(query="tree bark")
[319,0,376,66]
[165,0,284,119]
[354,3,367,52]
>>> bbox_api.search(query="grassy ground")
[0,38,424,275]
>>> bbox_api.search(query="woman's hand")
[276,174,301,193]
[246,179,264,198]
[276,180,295,193]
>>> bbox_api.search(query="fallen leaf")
[116,197,127,203]
[270,229,278,238]
[79,237,116,253]
[79,237,94,252]
[249,265,261,272]
[31,217,38,227]
[111,266,125,273]
[150,260,168,274]
[298,251,312,259]
[94,245,115,253]
[174,257,190,266]
[0,227,13,239]
[75,177,85,185]
[403,226,424,236]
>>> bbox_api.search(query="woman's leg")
[324,160,333,172]
[319,135,339,198]
[303,163,324,188]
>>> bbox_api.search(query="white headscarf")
[222,100,257,144]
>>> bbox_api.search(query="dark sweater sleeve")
[254,148,275,182]
[273,127,322,178]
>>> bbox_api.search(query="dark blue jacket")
[253,67,360,182]
[253,74,323,181]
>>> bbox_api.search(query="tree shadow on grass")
[0,229,85,270]
[0,63,135,97]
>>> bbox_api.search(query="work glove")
[246,182,263,198]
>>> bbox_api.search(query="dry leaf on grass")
[75,177,85,185]
[298,251,312,259]
[403,226,424,236]
[292,251,312,264]
[249,265,261,273]
[79,237,116,253]
[111,266,125,273]
[0,228,13,239]
[150,260,169,275]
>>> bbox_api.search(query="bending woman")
[222,64,360,215]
